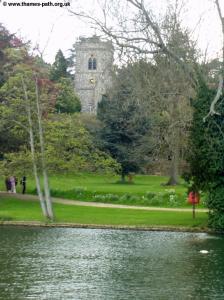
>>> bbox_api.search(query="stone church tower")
[74,36,113,113]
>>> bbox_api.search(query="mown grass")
[0,197,208,229]
[1,173,185,193]
[0,174,205,208]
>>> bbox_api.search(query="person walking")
[20,176,27,194]
[9,176,16,193]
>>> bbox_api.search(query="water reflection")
[0,227,223,300]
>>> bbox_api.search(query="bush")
[145,192,156,200]
[149,193,164,206]
[208,210,224,231]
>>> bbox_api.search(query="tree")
[186,0,224,230]
[69,0,224,226]
[0,24,24,87]
[23,76,53,219]
[149,17,196,184]
[3,114,120,175]
[0,26,52,158]
[50,49,69,82]
[50,49,81,113]
[97,64,152,182]
[55,78,81,113]
[0,67,54,220]
[186,84,224,229]
[68,0,199,86]
[68,1,199,184]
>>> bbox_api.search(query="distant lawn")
[0,174,205,208]
[0,173,186,193]
[0,197,208,229]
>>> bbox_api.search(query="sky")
[0,0,224,64]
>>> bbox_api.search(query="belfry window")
[88,57,97,70]
[93,58,97,70]
[88,58,92,70]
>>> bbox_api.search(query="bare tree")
[22,76,54,220]
[22,77,48,218]
[34,78,53,219]
[67,0,198,86]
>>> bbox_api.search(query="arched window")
[93,58,97,70]
[88,58,93,70]
[88,56,97,70]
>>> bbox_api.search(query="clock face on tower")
[89,77,96,84]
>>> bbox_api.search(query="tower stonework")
[75,36,113,113]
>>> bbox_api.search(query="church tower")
[74,36,113,113]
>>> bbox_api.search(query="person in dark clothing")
[14,176,18,186]
[20,176,27,194]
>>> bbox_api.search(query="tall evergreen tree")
[50,49,81,113]
[50,49,69,82]
[97,64,152,182]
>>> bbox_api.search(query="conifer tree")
[50,49,69,82]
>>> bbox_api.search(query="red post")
[192,203,195,219]
[188,192,200,219]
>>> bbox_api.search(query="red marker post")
[188,192,200,219]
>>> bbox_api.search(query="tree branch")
[204,0,224,121]
[67,0,198,87]
[204,74,223,121]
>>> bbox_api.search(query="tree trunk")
[121,173,126,183]
[35,79,54,220]
[32,158,48,218]
[43,169,54,219]
[22,78,48,217]
[29,126,47,216]
[166,121,180,186]
[166,144,179,185]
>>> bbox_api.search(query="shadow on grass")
[114,180,135,185]
[0,216,13,221]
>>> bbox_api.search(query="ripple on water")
[0,227,224,300]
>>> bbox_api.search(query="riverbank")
[0,220,213,233]
[0,194,209,232]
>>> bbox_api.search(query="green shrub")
[208,210,224,231]
[145,192,156,200]
[168,194,179,207]
[35,180,188,208]
[119,194,132,202]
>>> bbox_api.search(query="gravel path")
[0,191,208,212]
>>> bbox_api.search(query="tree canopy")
[97,63,152,181]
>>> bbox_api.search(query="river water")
[0,227,223,300]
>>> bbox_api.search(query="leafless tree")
[67,0,198,85]
[22,77,54,220]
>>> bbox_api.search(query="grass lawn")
[0,197,208,229]
[0,174,205,208]
[1,173,185,193]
